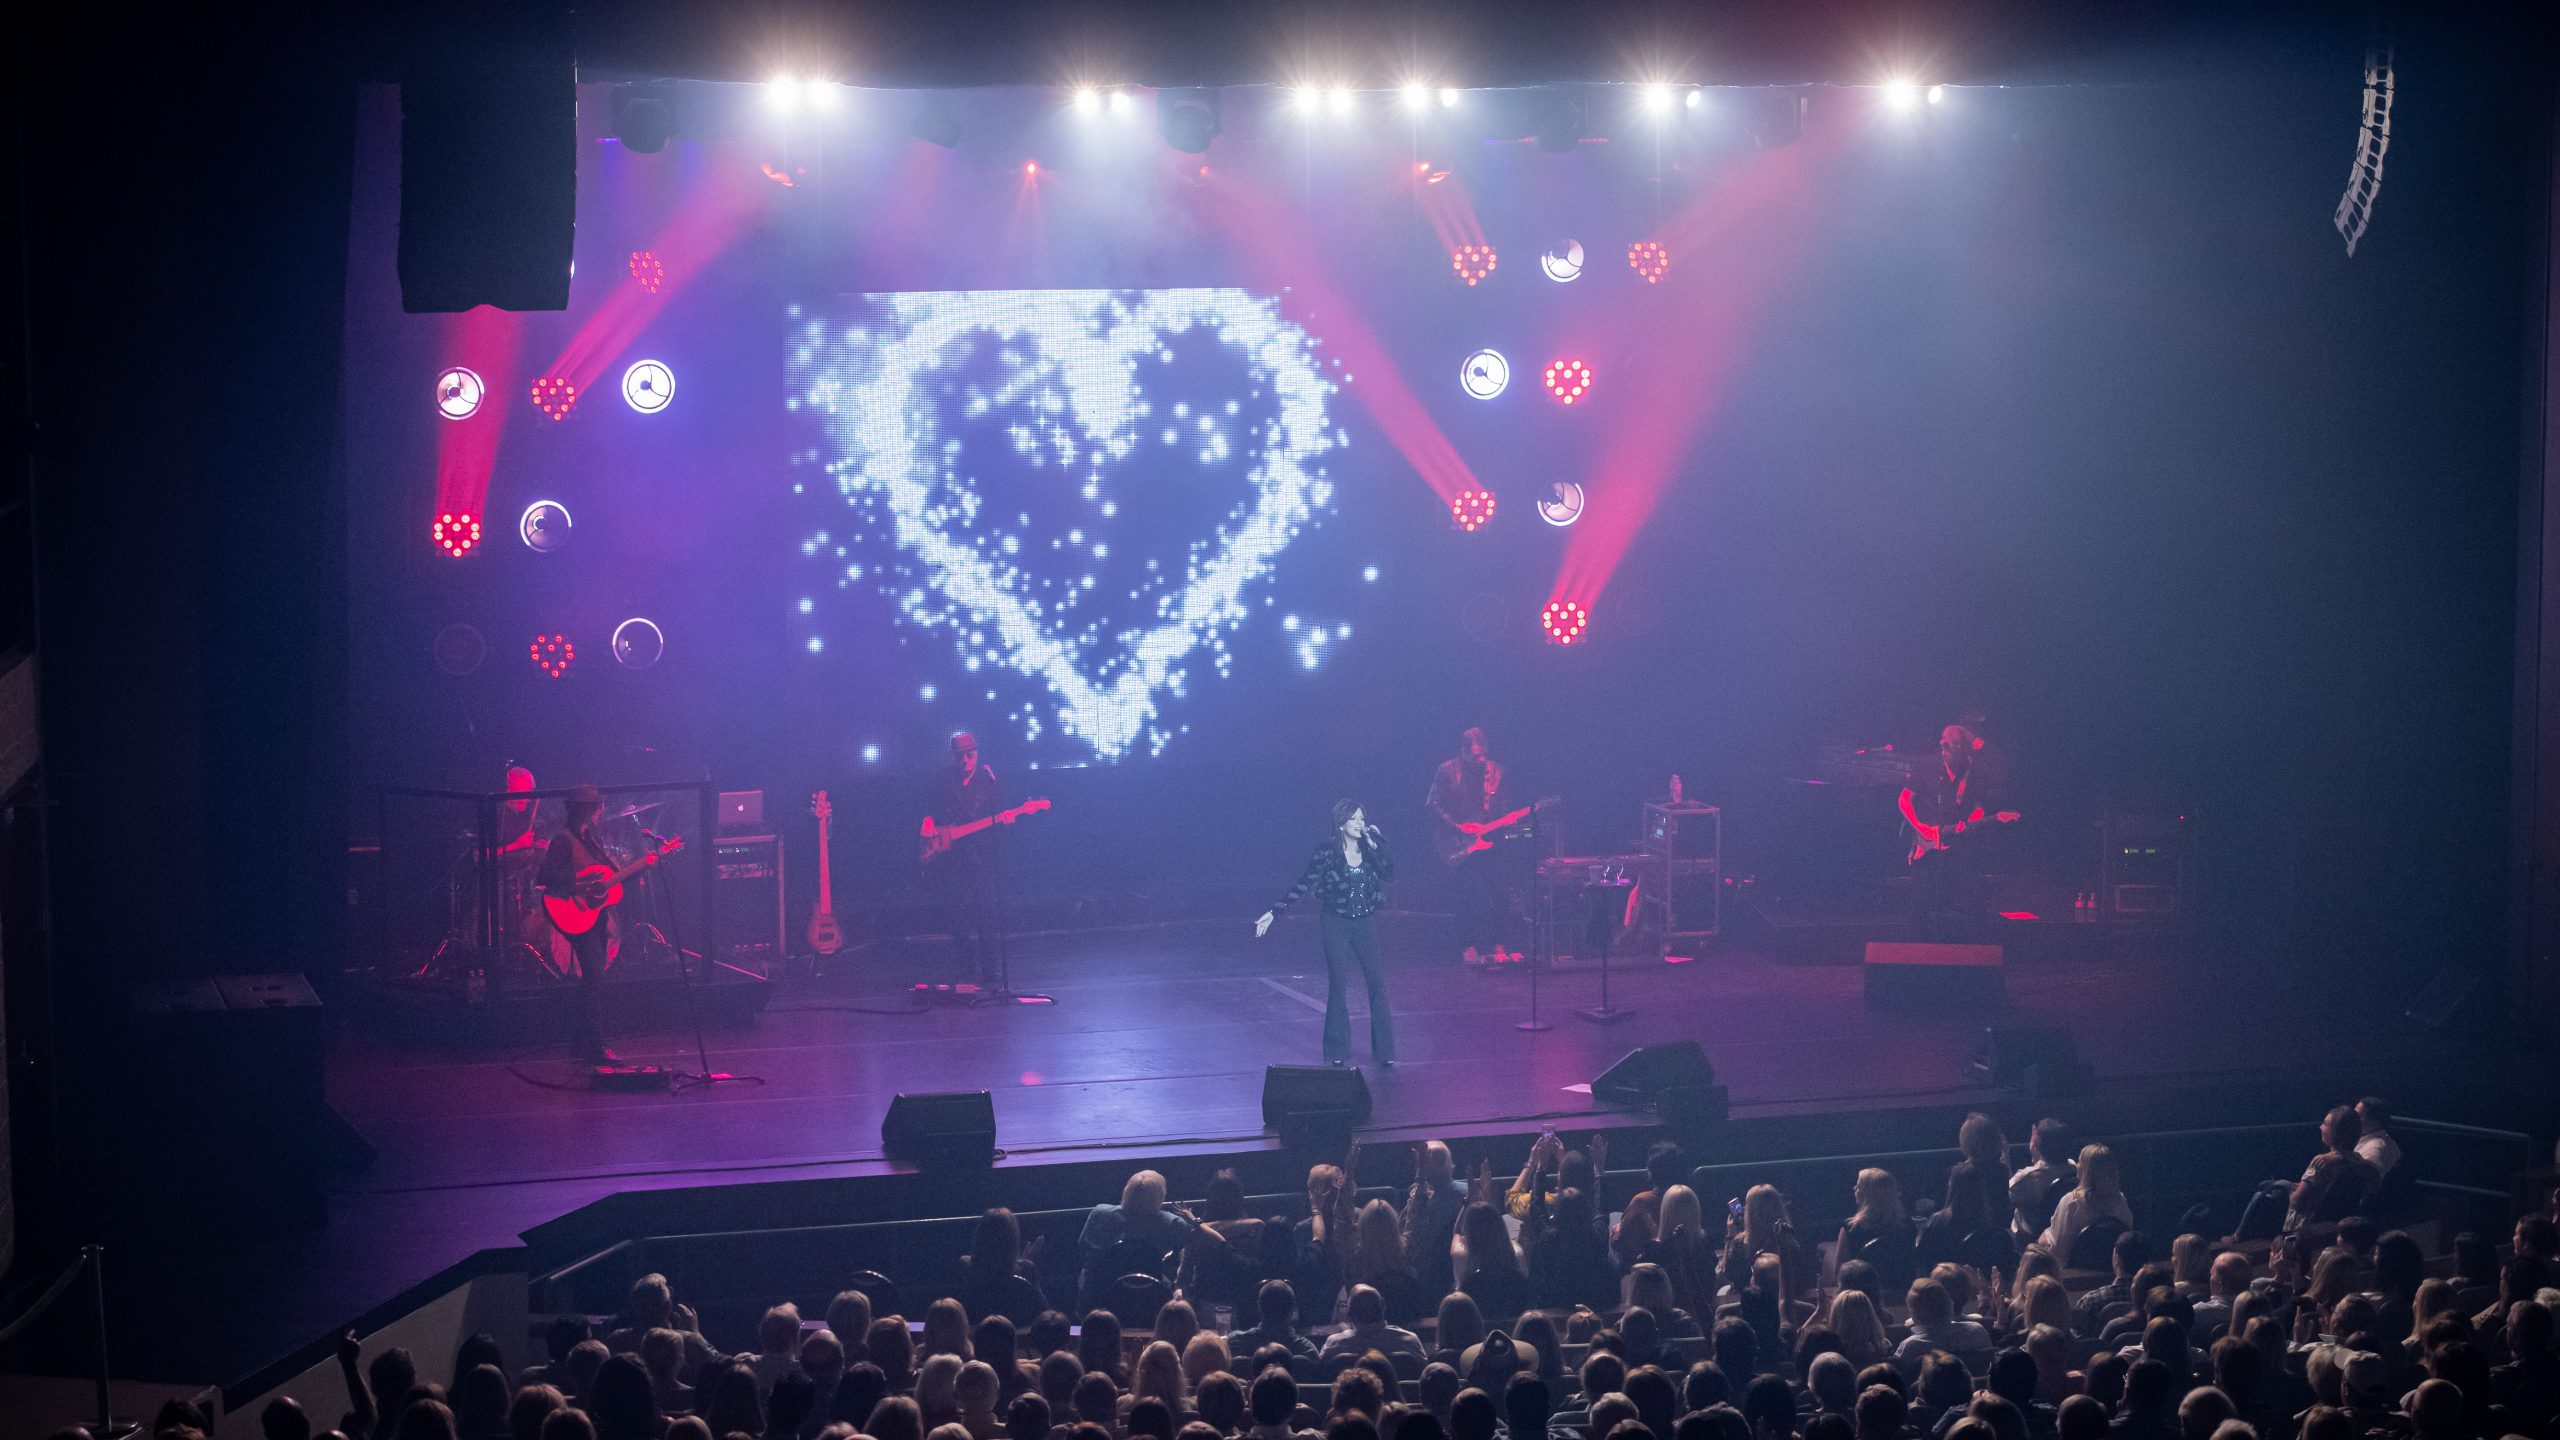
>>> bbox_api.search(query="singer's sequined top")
[1273,835,1394,920]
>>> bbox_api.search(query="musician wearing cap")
[538,784,621,1062]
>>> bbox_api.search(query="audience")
[253,1107,2560,1440]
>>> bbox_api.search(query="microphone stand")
[639,826,758,1090]
[976,822,1053,1006]
[1518,804,1553,1032]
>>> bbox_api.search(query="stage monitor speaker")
[1971,1024,2092,1097]
[1590,1040,1715,1104]
[1863,941,2003,1006]
[882,1091,996,1167]
[400,47,577,312]
[1262,1065,1372,1151]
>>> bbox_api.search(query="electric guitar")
[807,792,843,955]
[543,835,686,936]
[920,797,1052,862]
[1906,810,2021,865]
[1437,795,1561,866]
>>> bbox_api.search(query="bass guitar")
[543,835,686,936]
[1437,795,1560,866]
[921,797,1052,862]
[807,792,843,955]
[1906,810,2021,865]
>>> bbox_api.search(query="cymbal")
[602,801,663,821]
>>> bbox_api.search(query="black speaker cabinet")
[882,1090,996,1167]
[1590,1040,1716,1103]
[1262,1065,1372,1150]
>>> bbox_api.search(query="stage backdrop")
[343,58,2528,958]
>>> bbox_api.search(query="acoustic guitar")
[807,791,844,955]
[543,835,686,936]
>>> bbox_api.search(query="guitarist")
[538,784,620,1062]
[925,730,1008,983]
[1897,723,2013,939]
[1426,727,1509,968]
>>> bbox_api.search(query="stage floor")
[125,913,2483,1388]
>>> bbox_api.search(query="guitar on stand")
[543,835,687,936]
[920,797,1052,861]
[807,792,844,958]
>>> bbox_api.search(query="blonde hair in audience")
[1851,1169,1904,1231]
[2172,1234,2210,1288]
[2073,1145,2123,1205]
[1659,1185,1706,1242]
[1825,1289,1891,1367]
[1133,1340,1187,1407]
[1741,1184,1788,1252]
[2019,1275,2073,1334]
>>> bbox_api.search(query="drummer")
[495,765,544,855]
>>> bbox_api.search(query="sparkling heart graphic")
[629,249,665,294]
[1628,240,1670,284]
[1450,244,1498,286]
[790,289,1343,761]
[531,377,578,420]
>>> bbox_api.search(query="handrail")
[529,1116,2539,1297]
[0,1247,122,1437]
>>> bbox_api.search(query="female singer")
[1255,800,1398,1069]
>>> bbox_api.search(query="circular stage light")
[519,500,573,553]
[1537,481,1586,527]
[1541,599,1590,646]
[1450,243,1497,286]
[1541,241,1585,282]
[1459,349,1510,400]
[1450,488,1497,533]
[1543,358,1594,404]
[432,624,486,677]
[531,376,577,420]
[623,359,675,414]
[435,367,485,420]
[612,618,666,670]
[530,633,576,679]
[432,511,482,557]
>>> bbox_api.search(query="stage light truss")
[2334,47,2392,257]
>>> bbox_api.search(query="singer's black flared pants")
[1320,910,1396,1064]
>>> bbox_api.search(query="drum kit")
[415,798,679,988]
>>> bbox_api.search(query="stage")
[104,909,2506,1396]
